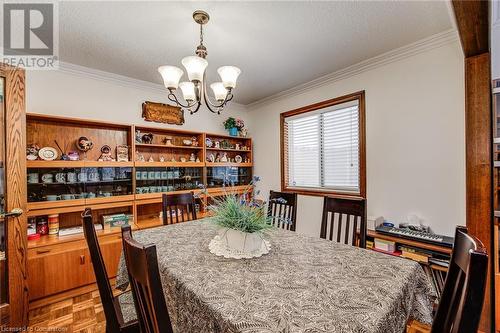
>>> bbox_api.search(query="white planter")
[224,229,263,253]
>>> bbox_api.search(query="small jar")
[36,217,48,235]
[27,217,37,236]
[48,214,59,235]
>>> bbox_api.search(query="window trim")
[280,91,366,198]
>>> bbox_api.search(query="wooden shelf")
[135,162,204,168]
[206,148,251,152]
[135,143,203,150]
[366,230,452,254]
[27,160,133,168]
[27,223,138,249]
[205,132,251,140]
[206,185,250,195]
[135,189,203,202]
[205,162,252,167]
[27,195,135,216]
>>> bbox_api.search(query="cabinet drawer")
[28,239,122,301]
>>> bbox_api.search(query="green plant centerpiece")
[206,176,274,259]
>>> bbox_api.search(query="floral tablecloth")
[116,220,434,333]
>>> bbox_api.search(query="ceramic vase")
[224,229,263,252]
[229,127,238,136]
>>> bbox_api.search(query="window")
[280,91,366,197]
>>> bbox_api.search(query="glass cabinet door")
[0,77,7,306]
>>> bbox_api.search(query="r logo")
[3,3,54,56]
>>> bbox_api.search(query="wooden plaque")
[142,101,185,125]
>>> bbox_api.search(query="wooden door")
[0,63,28,328]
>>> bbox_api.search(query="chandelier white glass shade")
[158,11,241,114]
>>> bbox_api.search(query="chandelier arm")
[201,80,225,114]
[168,90,196,109]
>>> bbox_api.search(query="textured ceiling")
[59,1,453,105]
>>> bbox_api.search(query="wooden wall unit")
[24,113,253,307]
[494,79,500,331]
[0,63,28,328]
[451,1,493,331]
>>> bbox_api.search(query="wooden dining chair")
[82,209,139,333]
[121,225,174,333]
[162,192,198,225]
[267,190,298,231]
[430,226,488,333]
[320,196,367,248]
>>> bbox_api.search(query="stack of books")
[373,238,401,256]
[399,245,431,263]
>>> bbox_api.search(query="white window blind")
[285,100,360,194]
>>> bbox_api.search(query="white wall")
[492,0,500,80]
[25,66,250,134]
[248,41,465,237]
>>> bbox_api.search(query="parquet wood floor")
[29,291,106,333]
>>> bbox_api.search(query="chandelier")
[158,10,241,115]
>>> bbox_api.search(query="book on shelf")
[398,245,431,263]
[59,223,103,237]
[374,238,396,252]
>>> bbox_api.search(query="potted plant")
[223,117,238,136]
[204,177,276,258]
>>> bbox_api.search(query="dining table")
[116,219,435,333]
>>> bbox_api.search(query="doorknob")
[0,208,23,218]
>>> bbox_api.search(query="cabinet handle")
[36,249,50,254]
[80,255,85,265]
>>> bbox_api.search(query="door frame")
[0,63,28,328]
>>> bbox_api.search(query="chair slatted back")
[121,226,173,333]
[267,191,298,231]
[320,196,367,248]
[82,209,126,332]
[431,226,488,333]
[161,192,197,225]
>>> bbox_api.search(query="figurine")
[116,145,129,162]
[215,153,221,163]
[163,136,173,146]
[191,137,199,147]
[26,144,40,161]
[195,157,201,163]
[142,133,154,144]
[239,128,248,137]
[159,155,165,162]
[135,151,145,162]
[148,156,154,162]
[98,145,116,162]
[180,157,187,163]
[67,151,80,161]
[220,152,228,162]
[189,153,196,162]
[135,130,142,143]
[171,157,177,162]
[76,136,94,160]
[235,143,240,150]
[214,141,220,149]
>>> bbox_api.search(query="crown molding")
[247,29,459,110]
[58,61,168,94]
[57,61,247,110]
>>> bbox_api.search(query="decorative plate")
[209,235,271,259]
[208,153,215,163]
[235,155,242,163]
[38,147,58,161]
[205,138,213,148]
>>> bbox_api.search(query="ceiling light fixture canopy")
[158,10,241,115]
